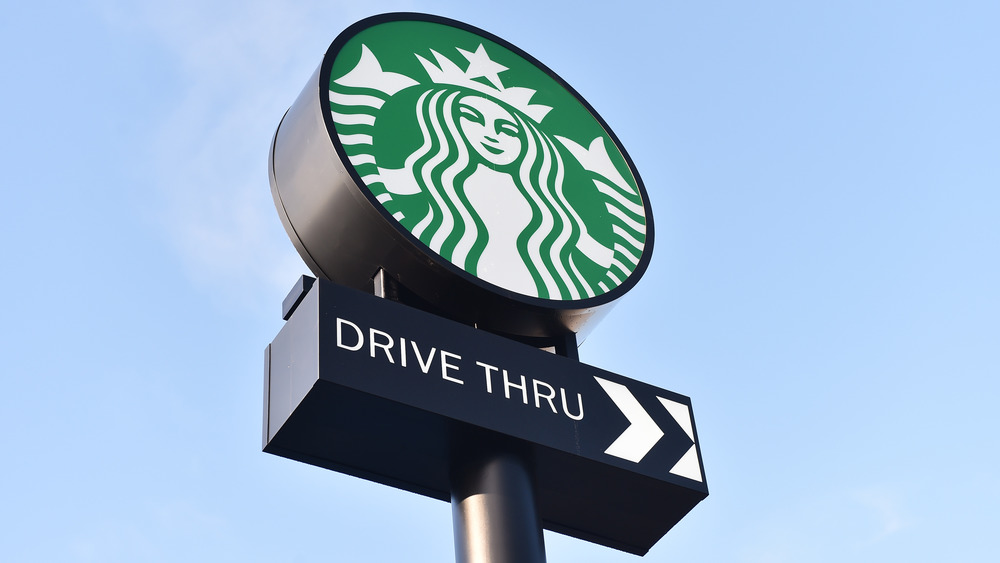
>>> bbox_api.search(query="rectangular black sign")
[263,280,707,554]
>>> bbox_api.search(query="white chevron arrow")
[658,397,703,482]
[594,377,664,463]
[594,377,705,481]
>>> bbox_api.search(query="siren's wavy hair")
[402,87,596,300]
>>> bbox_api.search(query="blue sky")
[2,1,998,561]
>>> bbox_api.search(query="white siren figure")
[332,43,646,301]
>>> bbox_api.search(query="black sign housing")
[263,279,707,554]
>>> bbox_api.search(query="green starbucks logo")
[326,19,649,301]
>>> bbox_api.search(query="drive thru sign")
[264,279,707,555]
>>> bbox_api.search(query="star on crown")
[416,44,553,123]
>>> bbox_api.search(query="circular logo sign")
[269,13,653,338]
[325,16,651,302]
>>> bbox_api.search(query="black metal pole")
[450,440,547,563]
[374,269,566,563]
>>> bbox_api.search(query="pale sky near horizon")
[2,1,998,561]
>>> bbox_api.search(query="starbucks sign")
[270,13,654,338]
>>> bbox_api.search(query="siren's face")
[457,95,523,167]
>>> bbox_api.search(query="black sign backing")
[263,279,707,554]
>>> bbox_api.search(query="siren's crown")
[417,44,553,123]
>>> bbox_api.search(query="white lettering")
[412,341,437,374]
[440,350,463,384]
[561,388,584,421]
[503,370,528,404]
[477,361,498,394]
[369,328,394,363]
[533,380,558,413]
[335,319,583,421]
[336,318,364,351]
